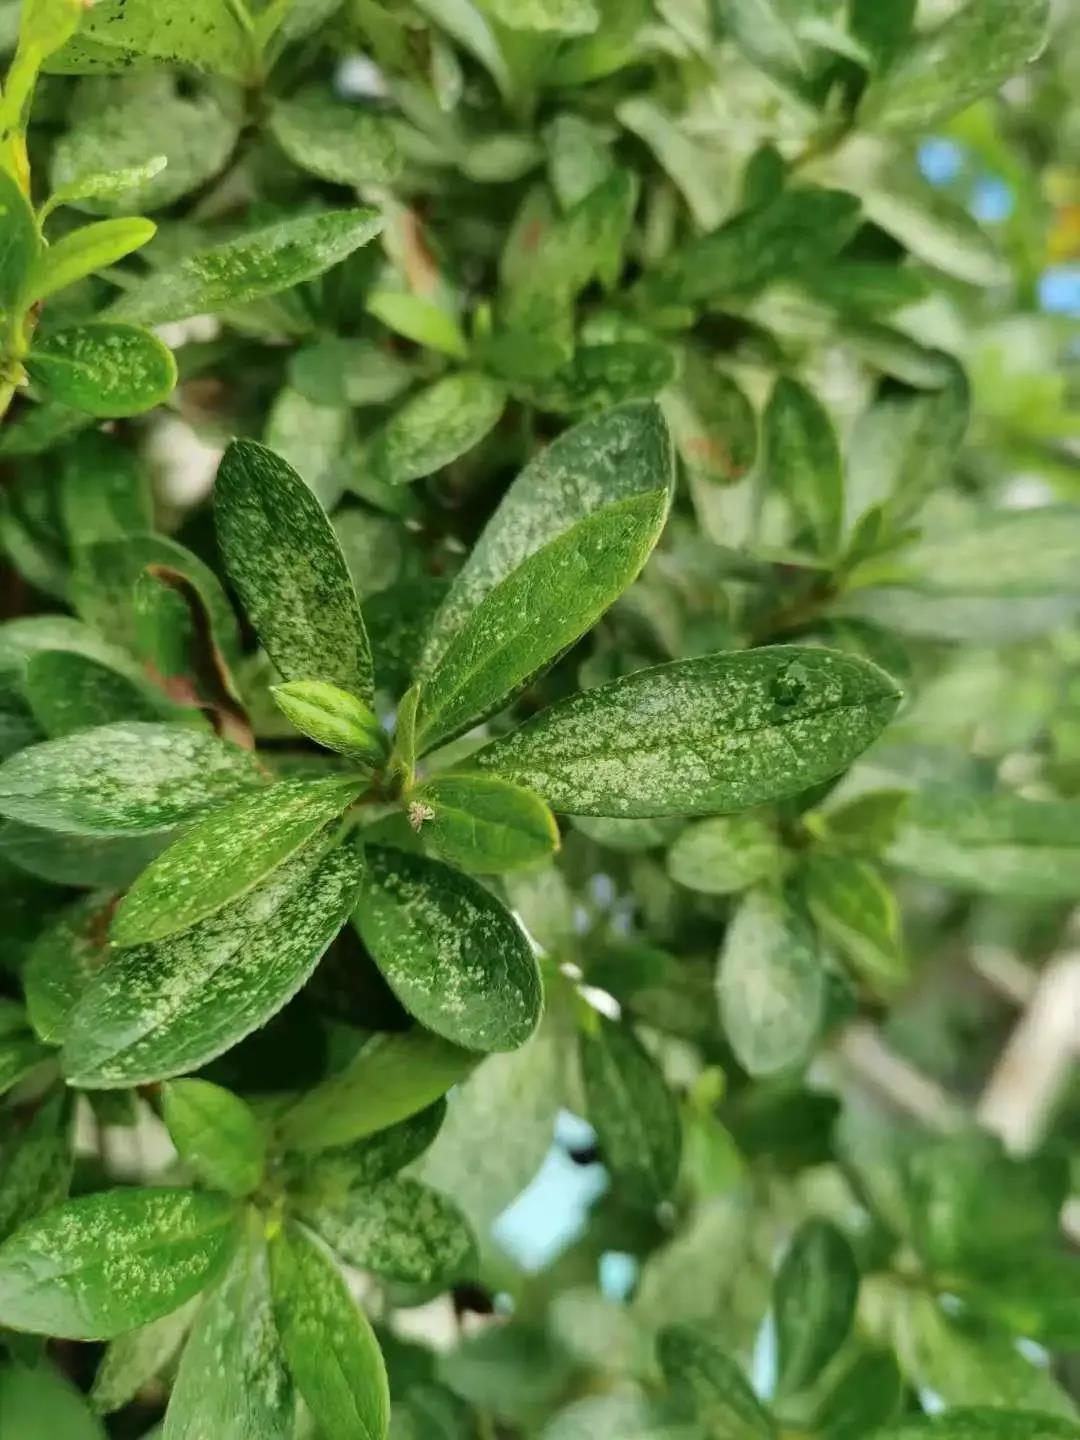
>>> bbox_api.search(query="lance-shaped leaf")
[774,1220,860,1397]
[354,846,542,1053]
[717,888,824,1077]
[162,1080,266,1199]
[109,208,381,326]
[369,373,507,487]
[43,156,168,218]
[62,841,363,1087]
[580,1017,681,1209]
[764,377,843,559]
[24,218,156,305]
[272,681,387,764]
[46,0,256,80]
[803,851,908,994]
[891,507,1080,597]
[862,0,1051,134]
[285,1104,446,1200]
[887,792,1080,901]
[26,324,176,418]
[0,1091,73,1243]
[111,776,361,946]
[270,86,401,187]
[277,1029,475,1154]
[24,891,112,1044]
[658,1323,775,1439]
[473,647,901,818]
[816,1349,903,1440]
[0,723,264,836]
[421,402,674,673]
[410,773,559,873]
[0,168,39,316]
[0,1188,239,1340]
[22,649,174,736]
[91,1301,198,1415]
[268,1222,389,1440]
[416,489,669,753]
[163,1215,293,1440]
[303,1175,475,1284]
[215,440,375,702]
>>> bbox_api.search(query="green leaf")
[815,1349,903,1440]
[369,373,506,487]
[893,507,1080,597]
[642,188,862,307]
[277,1029,475,1154]
[303,1175,474,1284]
[0,1092,73,1242]
[410,772,559,872]
[657,1323,775,1439]
[163,1214,293,1440]
[109,209,382,325]
[46,0,256,81]
[0,1359,107,1440]
[290,336,412,408]
[270,86,401,186]
[91,1302,197,1414]
[367,291,469,359]
[862,0,1051,133]
[887,791,1080,900]
[285,1103,446,1196]
[162,1080,266,1199]
[0,723,263,837]
[22,650,173,736]
[26,323,176,418]
[668,815,782,896]
[579,1017,681,1209]
[422,402,674,673]
[271,681,387,764]
[0,168,39,316]
[773,1220,859,1396]
[25,218,156,304]
[44,155,168,218]
[716,0,804,79]
[268,1221,389,1440]
[662,353,758,485]
[481,0,598,34]
[215,439,375,702]
[62,841,362,1087]
[527,341,676,416]
[473,647,901,817]
[24,892,111,1043]
[717,887,824,1077]
[0,1030,45,1097]
[0,1188,238,1340]
[802,851,907,994]
[354,846,542,1052]
[875,1414,1080,1440]
[764,377,843,559]
[415,489,669,752]
[111,776,361,947]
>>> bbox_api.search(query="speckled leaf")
[271,86,401,186]
[0,168,39,315]
[662,354,757,485]
[163,1215,293,1440]
[62,842,363,1087]
[421,401,673,667]
[285,1103,446,1199]
[0,1359,106,1440]
[45,156,168,216]
[887,791,1080,899]
[717,888,824,1077]
[411,773,559,873]
[370,373,506,487]
[0,1188,239,1340]
[657,1323,775,1440]
[668,815,782,896]
[354,846,542,1053]
[473,647,901,818]
[803,851,908,994]
[764,377,843,559]
[23,650,172,736]
[109,208,381,325]
[0,1092,73,1243]
[579,1017,681,1209]
[23,892,112,1044]
[162,1080,266,1199]
[112,777,361,947]
[268,1221,389,1440]
[528,342,676,416]
[46,0,255,81]
[26,324,176,418]
[0,723,264,837]
[277,1029,475,1154]
[25,218,156,304]
[91,1301,198,1415]
[874,1414,1080,1440]
[303,1175,475,1284]
[774,1220,859,1397]
[416,489,669,752]
[215,440,374,702]
[862,0,1050,133]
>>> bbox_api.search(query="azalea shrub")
[0,0,1078,1436]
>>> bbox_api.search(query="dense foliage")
[0,0,1077,1435]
